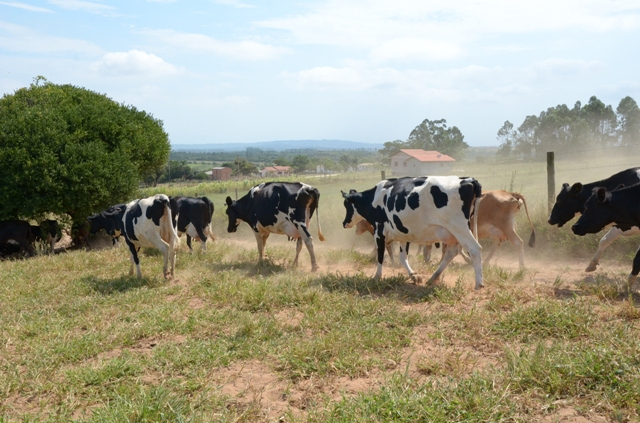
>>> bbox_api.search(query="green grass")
[4,155,640,421]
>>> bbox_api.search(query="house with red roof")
[390,149,455,176]
[260,165,292,177]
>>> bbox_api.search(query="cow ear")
[562,182,570,191]
[596,187,609,204]
[569,183,583,196]
[225,196,233,206]
[341,190,348,199]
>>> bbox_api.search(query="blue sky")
[1,0,640,147]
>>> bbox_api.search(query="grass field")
[2,154,640,422]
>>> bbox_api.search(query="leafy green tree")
[273,157,291,166]
[496,121,516,157]
[617,96,640,145]
[407,118,469,159]
[161,160,193,182]
[231,158,257,176]
[378,119,469,162]
[379,140,405,164]
[0,77,170,223]
[291,155,310,173]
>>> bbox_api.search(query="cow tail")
[164,201,180,249]
[311,188,326,242]
[205,197,216,241]
[473,197,480,240]
[472,179,482,241]
[513,193,536,248]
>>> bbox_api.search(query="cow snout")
[571,223,586,236]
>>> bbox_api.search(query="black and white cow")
[87,203,127,245]
[0,220,35,257]
[548,167,640,272]
[342,176,483,289]
[30,219,61,253]
[172,196,215,251]
[104,194,179,279]
[571,184,640,292]
[225,182,325,271]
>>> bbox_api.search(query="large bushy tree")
[0,77,170,223]
[379,119,469,162]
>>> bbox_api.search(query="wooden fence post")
[381,170,386,180]
[547,151,555,213]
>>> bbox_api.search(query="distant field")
[2,153,640,422]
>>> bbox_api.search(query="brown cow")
[474,190,535,268]
[413,190,535,268]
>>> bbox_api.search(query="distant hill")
[171,139,383,152]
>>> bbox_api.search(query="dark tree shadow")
[81,275,164,294]
[207,257,289,277]
[310,272,438,303]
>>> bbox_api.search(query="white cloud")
[48,0,116,15]
[141,29,291,60]
[259,0,640,62]
[0,1,53,12]
[0,20,101,54]
[284,58,605,103]
[370,38,463,62]
[92,50,179,77]
[213,0,256,9]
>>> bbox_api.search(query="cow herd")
[2,168,640,291]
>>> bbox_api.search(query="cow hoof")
[474,284,485,290]
[411,274,423,285]
[311,266,319,272]
[585,262,598,272]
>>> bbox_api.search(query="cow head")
[225,196,241,233]
[571,187,612,236]
[341,189,364,229]
[548,182,584,227]
[88,210,122,238]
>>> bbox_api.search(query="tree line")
[496,96,640,159]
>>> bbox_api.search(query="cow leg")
[586,227,640,272]
[254,231,269,262]
[373,233,387,280]
[19,239,36,257]
[627,245,640,294]
[422,244,432,263]
[186,234,193,251]
[126,242,142,278]
[145,231,175,279]
[399,243,417,281]
[294,238,303,267]
[192,224,209,252]
[297,224,318,272]
[386,241,395,265]
[450,228,484,289]
[482,241,501,267]
[428,243,460,283]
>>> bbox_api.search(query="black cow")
[571,184,640,292]
[342,175,484,289]
[103,194,179,279]
[172,196,215,251]
[225,182,325,271]
[0,220,35,256]
[549,167,640,271]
